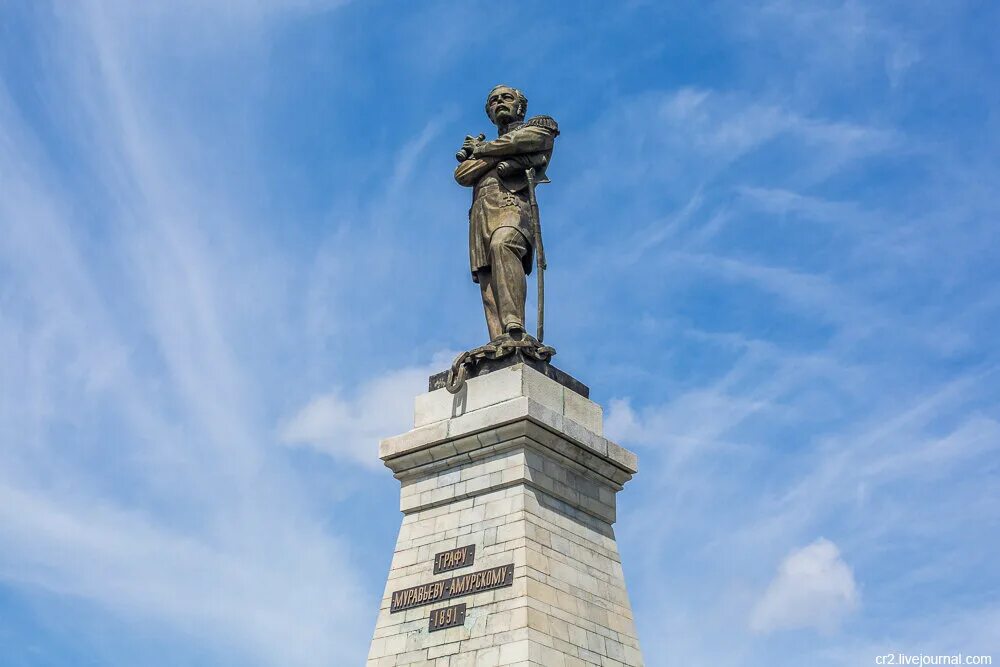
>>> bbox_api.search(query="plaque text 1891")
[389,564,514,613]
[428,603,467,632]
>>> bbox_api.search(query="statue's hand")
[456,135,484,162]
[462,135,481,152]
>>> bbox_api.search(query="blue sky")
[1,1,998,665]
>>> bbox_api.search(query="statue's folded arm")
[454,158,495,187]
[473,126,554,158]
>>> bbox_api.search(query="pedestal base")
[368,364,644,667]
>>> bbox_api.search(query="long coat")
[454,116,559,283]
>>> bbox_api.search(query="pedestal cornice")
[380,364,637,478]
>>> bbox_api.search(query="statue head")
[485,85,527,128]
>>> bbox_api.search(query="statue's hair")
[485,84,528,121]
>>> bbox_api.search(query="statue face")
[487,87,524,126]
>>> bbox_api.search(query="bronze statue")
[454,85,559,343]
[445,85,559,393]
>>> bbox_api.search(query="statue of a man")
[454,85,559,342]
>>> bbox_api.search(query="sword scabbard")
[526,168,546,342]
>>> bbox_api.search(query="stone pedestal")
[367,363,644,667]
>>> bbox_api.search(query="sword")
[525,167,546,342]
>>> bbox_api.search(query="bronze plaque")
[428,603,467,632]
[389,564,514,613]
[433,545,475,574]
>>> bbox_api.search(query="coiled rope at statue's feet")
[445,335,556,394]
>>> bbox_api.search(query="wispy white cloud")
[279,353,454,468]
[611,347,999,661]
[750,538,860,634]
[642,87,893,172]
[0,2,377,664]
[0,481,366,666]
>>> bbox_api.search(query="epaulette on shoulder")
[526,115,559,136]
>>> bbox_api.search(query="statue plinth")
[367,363,645,666]
[429,347,590,399]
